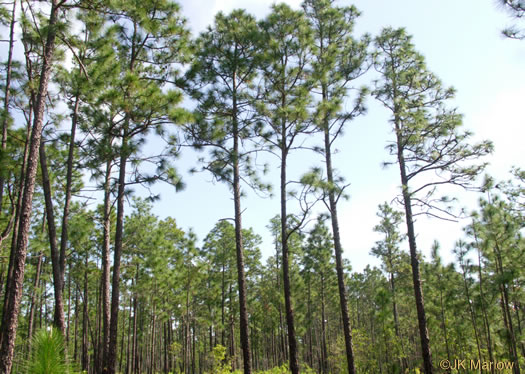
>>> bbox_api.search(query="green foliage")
[24,327,74,374]
[373,27,493,218]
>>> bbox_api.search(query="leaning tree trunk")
[39,139,66,335]
[232,82,252,374]
[58,92,80,296]
[395,131,433,374]
[323,126,356,374]
[0,1,61,371]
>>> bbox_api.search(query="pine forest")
[0,0,523,373]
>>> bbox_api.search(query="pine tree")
[0,1,66,371]
[257,5,315,373]
[373,27,493,374]
[185,10,268,373]
[301,1,370,372]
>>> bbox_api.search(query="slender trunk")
[107,140,128,373]
[280,136,299,374]
[82,253,89,372]
[320,274,328,374]
[101,158,113,372]
[39,139,66,334]
[392,94,433,373]
[323,125,356,374]
[150,300,156,374]
[120,306,126,373]
[67,262,71,347]
[474,230,495,373]
[437,274,451,372]
[1,105,31,337]
[58,93,80,323]
[398,170,433,373]
[132,270,138,374]
[26,251,43,356]
[74,286,79,361]
[490,224,520,374]
[307,279,313,369]
[0,0,17,212]
[221,263,225,347]
[459,262,483,363]
[0,1,61,371]
[232,79,252,374]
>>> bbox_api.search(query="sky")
[135,0,524,272]
[2,1,523,273]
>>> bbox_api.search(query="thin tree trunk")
[39,139,66,334]
[74,286,79,362]
[320,274,328,374]
[0,0,17,212]
[323,125,356,374]
[101,158,113,372]
[107,140,128,374]
[459,261,483,364]
[58,92,80,326]
[232,80,252,374]
[393,104,433,373]
[0,1,61,370]
[280,138,299,374]
[82,253,89,372]
[26,251,43,356]
[437,275,451,372]
[474,228,495,374]
[1,104,31,336]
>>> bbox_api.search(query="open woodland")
[0,0,523,373]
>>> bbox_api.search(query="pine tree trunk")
[437,276,451,372]
[280,140,299,374]
[101,158,113,372]
[323,126,356,374]
[0,0,16,212]
[58,92,80,320]
[26,251,43,356]
[39,139,66,334]
[0,1,60,370]
[1,95,31,342]
[320,275,328,374]
[107,141,128,373]
[232,81,252,374]
[82,253,89,372]
[474,230,495,373]
[396,141,433,374]
[459,263,483,363]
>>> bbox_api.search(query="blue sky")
[2,1,522,272]
[140,0,524,272]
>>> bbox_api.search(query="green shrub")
[24,327,73,374]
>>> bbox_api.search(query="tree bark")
[0,2,61,371]
[323,126,356,374]
[280,139,299,374]
[26,251,43,356]
[395,135,433,374]
[101,158,113,371]
[107,140,128,374]
[232,77,252,374]
[39,139,66,334]
[0,0,17,212]
[58,92,80,302]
